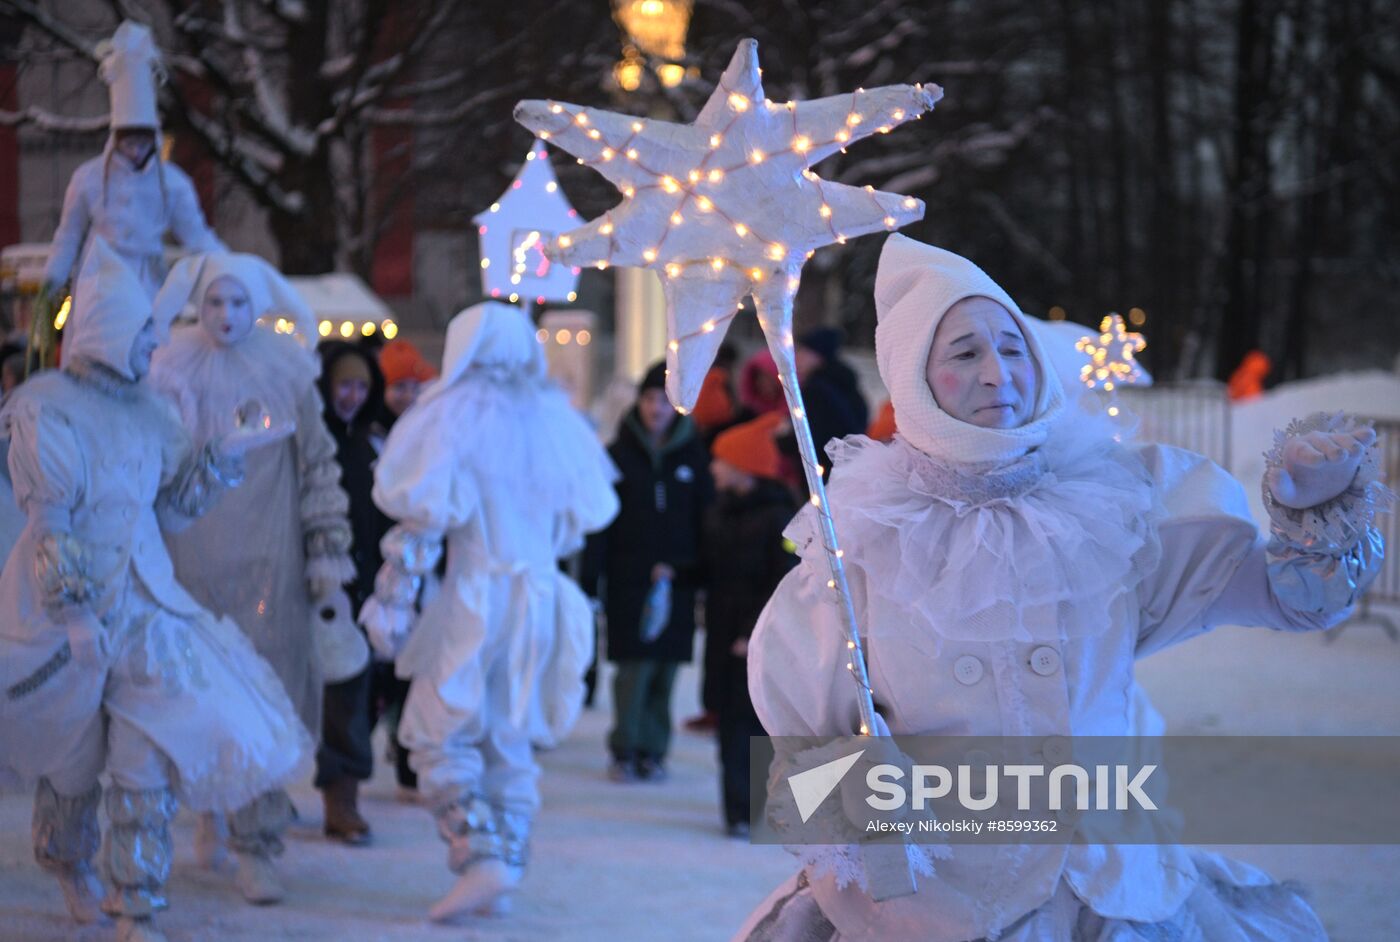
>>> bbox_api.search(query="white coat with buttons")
[748,436,1379,942]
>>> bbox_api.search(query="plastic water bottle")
[640,575,672,644]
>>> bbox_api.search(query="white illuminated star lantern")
[1075,313,1149,391]
[514,38,942,409]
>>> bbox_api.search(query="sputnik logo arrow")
[788,750,865,823]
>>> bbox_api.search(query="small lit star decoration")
[474,142,584,309]
[515,39,942,755]
[1075,313,1148,424]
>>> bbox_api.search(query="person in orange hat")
[867,397,897,442]
[379,338,439,423]
[1227,349,1272,401]
[701,411,798,836]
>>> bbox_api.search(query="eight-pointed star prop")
[513,38,941,409]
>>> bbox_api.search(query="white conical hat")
[65,236,152,380]
[97,21,163,130]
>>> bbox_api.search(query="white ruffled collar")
[794,425,1163,649]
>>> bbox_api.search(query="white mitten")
[838,713,912,830]
[1267,425,1376,509]
[359,595,412,661]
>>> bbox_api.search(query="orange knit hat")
[380,339,437,385]
[712,411,786,481]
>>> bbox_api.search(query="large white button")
[1029,646,1060,676]
[953,655,983,686]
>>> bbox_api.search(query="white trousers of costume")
[6,580,302,916]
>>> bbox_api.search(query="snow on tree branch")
[0,106,108,133]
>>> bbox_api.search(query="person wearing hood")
[312,339,393,843]
[0,238,307,942]
[146,252,357,883]
[736,234,1386,942]
[582,361,715,783]
[359,301,619,921]
[41,22,224,301]
[790,327,869,477]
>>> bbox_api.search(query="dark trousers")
[608,660,679,761]
[718,670,765,827]
[314,661,415,789]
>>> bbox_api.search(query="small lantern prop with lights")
[474,143,583,317]
[515,37,941,899]
[1075,312,1149,420]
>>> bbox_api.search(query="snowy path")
[2,619,1397,941]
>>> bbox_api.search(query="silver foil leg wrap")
[225,789,293,858]
[496,808,531,869]
[33,777,101,875]
[101,786,177,918]
[434,794,530,873]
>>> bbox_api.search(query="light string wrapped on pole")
[515,38,941,898]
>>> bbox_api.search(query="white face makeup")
[199,275,255,346]
[128,317,159,378]
[924,297,1038,429]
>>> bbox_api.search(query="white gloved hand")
[1267,425,1376,509]
[839,713,912,830]
[359,596,413,661]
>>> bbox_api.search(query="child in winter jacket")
[702,411,798,836]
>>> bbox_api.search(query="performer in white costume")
[150,252,355,733]
[738,234,1389,942]
[42,22,224,300]
[361,301,619,922]
[0,238,308,942]
[147,252,357,891]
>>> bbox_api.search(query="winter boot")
[233,850,284,905]
[193,812,229,870]
[321,777,371,845]
[115,915,169,942]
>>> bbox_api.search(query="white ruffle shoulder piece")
[374,369,619,545]
[789,409,1161,652]
[148,324,316,443]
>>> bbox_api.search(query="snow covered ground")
[1,620,1397,941]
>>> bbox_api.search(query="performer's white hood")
[154,251,317,343]
[64,236,153,380]
[873,234,1065,466]
[417,301,545,408]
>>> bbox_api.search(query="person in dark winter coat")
[583,361,713,782]
[313,341,411,842]
[702,412,798,835]
[793,328,869,474]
